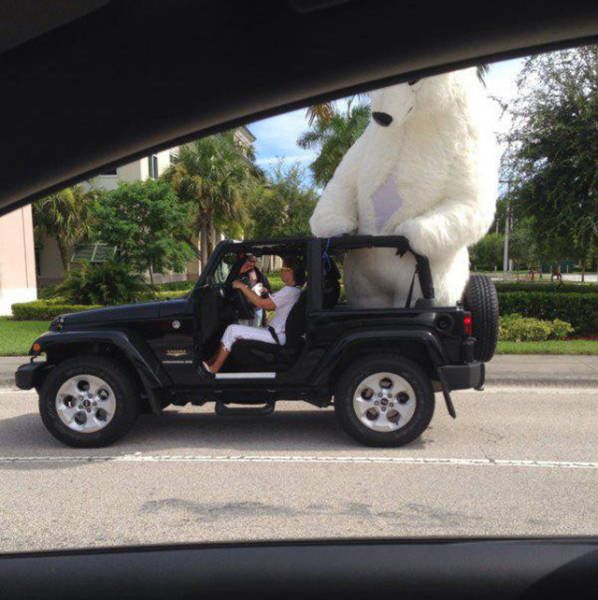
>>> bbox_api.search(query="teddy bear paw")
[395,221,428,256]
[310,213,355,238]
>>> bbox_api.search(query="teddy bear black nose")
[372,111,393,127]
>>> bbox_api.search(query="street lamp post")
[500,180,512,280]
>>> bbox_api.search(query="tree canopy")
[91,179,193,283]
[502,45,597,272]
[298,101,370,187]
[163,132,259,266]
[248,162,318,240]
[33,185,97,271]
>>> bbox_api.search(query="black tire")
[39,355,139,448]
[463,274,499,362]
[334,354,435,447]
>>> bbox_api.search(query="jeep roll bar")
[197,236,436,308]
[325,235,435,304]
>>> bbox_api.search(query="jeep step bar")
[215,399,276,416]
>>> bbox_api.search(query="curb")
[484,377,598,388]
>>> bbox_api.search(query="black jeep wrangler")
[15,235,498,448]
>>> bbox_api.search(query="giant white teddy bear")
[310,67,498,307]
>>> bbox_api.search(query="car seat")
[225,291,307,372]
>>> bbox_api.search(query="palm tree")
[305,102,335,125]
[33,185,96,271]
[163,132,258,268]
[477,63,489,85]
[298,100,371,186]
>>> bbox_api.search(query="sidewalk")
[485,355,598,388]
[1,355,597,390]
[1,357,29,389]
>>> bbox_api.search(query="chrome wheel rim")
[55,374,116,433]
[352,371,416,432]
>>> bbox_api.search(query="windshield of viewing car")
[0,45,596,553]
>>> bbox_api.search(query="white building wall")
[0,206,37,315]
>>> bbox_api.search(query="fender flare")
[311,330,448,387]
[32,329,170,414]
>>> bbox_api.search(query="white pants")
[238,308,264,328]
[221,324,286,352]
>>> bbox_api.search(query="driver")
[202,258,305,374]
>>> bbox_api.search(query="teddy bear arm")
[309,144,360,237]
[394,196,495,260]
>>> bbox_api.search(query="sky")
[248,56,525,185]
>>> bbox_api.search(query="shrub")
[499,314,551,341]
[551,319,576,339]
[56,261,151,305]
[154,290,189,300]
[499,314,575,342]
[494,282,597,293]
[155,281,194,292]
[12,301,102,321]
[497,291,598,335]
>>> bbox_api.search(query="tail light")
[463,312,473,336]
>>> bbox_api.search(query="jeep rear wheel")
[335,355,434,447]
[39,355,139,447]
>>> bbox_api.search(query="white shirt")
[268,285,301,335]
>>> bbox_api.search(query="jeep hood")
[56,301,164,329]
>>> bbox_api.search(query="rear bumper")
[437,361,484,391]
[15,361,48,390]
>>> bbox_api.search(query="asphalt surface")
[1,383,597,553]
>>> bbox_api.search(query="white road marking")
[1,454,598,469]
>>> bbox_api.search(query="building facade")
[0,205,37,315]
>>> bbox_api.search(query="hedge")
[11,301,103,321]
[154,290,189,300]
[154,281,194,291]
[497,291,598,335]
[495,282,598,294]
[12,285,598,335]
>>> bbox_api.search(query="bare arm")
[232,280,276,310]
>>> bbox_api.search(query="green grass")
[497,340,598,355]
[0,320,50,356]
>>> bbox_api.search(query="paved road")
[1,384,597,553]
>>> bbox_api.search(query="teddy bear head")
[369,69,476,131]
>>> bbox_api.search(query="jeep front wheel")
[335,355,434,447]
[39,355,139,448]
